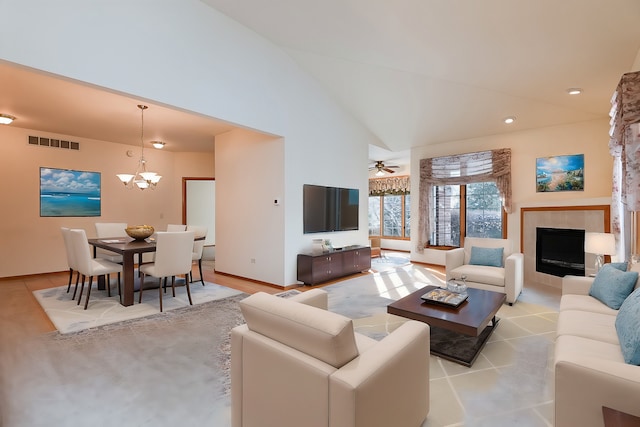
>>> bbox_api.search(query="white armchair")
[445,237,523,304]
[231,289,430,427]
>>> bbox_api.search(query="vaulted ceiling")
[2,1,640,167]
[201,0,640,164]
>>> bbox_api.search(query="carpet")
[1,294,247,427]
[370,253,412,272]
[5,266,558,427]
[33,279,243,334]
[325,262,441,321]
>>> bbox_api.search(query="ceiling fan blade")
[383,167,396,173]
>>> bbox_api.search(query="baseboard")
[213,270,285,290]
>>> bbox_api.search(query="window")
[368,194,410,239]
[417,149,512,250]
[431,185,460,246]
[404,194,411,237]
[431,181,504,247]
[465,182,504,239]
[368,196,381,235]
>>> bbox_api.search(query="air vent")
[28,135,80,150]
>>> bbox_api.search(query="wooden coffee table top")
[387,285,506,336]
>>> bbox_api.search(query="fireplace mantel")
[520,205,610,288]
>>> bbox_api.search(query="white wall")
[0,1,378,285]
[0,1,286,137]
[380,239,411,252]
[214,129,285,285]
[410,119,614,265]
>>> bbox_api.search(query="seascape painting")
[40,167,101,217]
[536,154,584,193]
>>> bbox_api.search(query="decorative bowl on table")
[446,278,467,294]
[125,225,155,241]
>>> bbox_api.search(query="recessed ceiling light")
[503,116,516,124]
[152,141,166,149]
[0,114,16,125]
[567,88,582,95]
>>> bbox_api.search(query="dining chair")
[69,229,122,309]
[94,222,128,263]
[60,227,80,298]
[186,225,208,285]
[166,224,187,231]
[139,231,195,312]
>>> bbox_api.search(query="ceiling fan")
[369,160,399,176]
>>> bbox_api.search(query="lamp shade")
[584,232,616,255]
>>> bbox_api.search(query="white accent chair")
[94,222,128,263]
[186,225,208,285]
[231,290,430,427]
[166,224,186,231]
[60,227,79,297]
[139,231,195,312]
[445,237,523,305]
[69,229,122,309]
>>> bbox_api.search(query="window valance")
[369,175,410,196]
[609,71,640,211]
[608,71,640,261]
[417,148,512,250]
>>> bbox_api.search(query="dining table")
[88,237,158,306]
[89,235,206,306]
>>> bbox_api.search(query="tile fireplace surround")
[521,205,610,288]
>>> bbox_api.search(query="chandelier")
[116,104,161,190]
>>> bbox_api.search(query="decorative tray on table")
[421,288,468,308]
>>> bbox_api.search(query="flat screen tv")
[303,184,359,233]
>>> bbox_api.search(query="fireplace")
[536,227,585,277]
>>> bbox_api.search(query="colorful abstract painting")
[40,167,101,217]
[536,154,584,192]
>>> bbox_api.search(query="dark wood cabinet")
[297,246,371,285]
[341,247,371,275]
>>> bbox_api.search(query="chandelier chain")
[116,104,160,190]
[138,104,147,163]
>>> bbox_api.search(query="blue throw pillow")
[615,288,640,365]
[589,264,638,310]
[469,246,504,268]
[608,262,628,272]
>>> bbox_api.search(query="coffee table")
[387,285,506,367]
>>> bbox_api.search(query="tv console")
[297,245,371,285]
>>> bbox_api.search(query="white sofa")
[231,289,430,427]
[554,274,640,427]
[445,237,523,304]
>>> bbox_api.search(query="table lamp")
[584,232,616,273]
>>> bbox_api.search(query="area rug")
[4,269,558,427]
[0,294,247,427]
[325,263,443,320]
[33,280,243,334]
[324,266,549,370]
[370,253,412,272]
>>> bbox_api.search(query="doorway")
[182,177,215,258]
